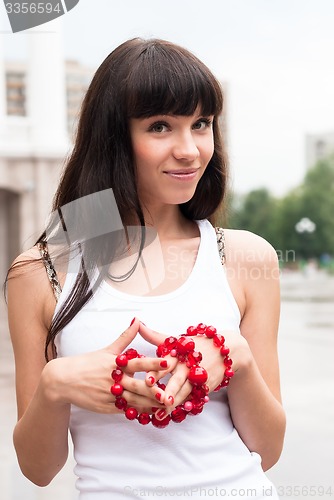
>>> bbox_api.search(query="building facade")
[305,131,334,171]
[0,22,93,284]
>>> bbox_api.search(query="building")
[4,58,93,137]
[0,21,92,284]
[305,131,334,170]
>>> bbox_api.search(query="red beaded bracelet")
[111,340,209,428]
[110,324,234,428]
[184,323,234,391]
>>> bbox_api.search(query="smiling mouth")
[163,169,199,180]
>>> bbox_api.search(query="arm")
[224,229,286,470]
[7,250,169,486]
[7,251,70,486]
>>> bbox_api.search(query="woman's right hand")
[41,318,169,414]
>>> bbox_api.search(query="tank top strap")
[37,240,62,302]
[215,226,226,265]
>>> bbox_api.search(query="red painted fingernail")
[155,392,162,401]
[168,395,174,405]
[130,317,136,326]
[148,376,155,385]
[160,360,168,368]
[156,409,168,420]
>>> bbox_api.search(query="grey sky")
[2,0,334,195]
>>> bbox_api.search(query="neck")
[141,204,197,240]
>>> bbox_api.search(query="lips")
[164,169,198,175]
[163,168,199,181]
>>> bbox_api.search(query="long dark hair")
[12,38,228,359]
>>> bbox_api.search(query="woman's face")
[129,110,215,211]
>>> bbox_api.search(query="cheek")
[132,143,149,165]
[202,138,215,165]
[133,140,163,170]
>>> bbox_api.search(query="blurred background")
[1,1,333,499]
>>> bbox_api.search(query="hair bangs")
[124,41,223,119]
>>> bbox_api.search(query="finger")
[113,391,165,414]
[153,381,192,420]
[162,363,189,406]
[126,356,175,374]
[172,380,193,408]
[108,317,140,354]
[138,322,166,347]
[120,374,166,407]
[143,355,179,387]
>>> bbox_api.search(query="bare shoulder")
[7,247,58,417]
[223,228,278,268]
[221,229,279,319]
[7,246,57,330]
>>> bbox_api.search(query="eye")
[192,118,213,131]
[148,122,169,133]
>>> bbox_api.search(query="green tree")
[300,156,334,257]
[226,156,334,265]
[277,156,334,260]
[228,188,280,247]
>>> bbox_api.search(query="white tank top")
[54,219,278,499]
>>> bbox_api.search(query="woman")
[7,38,285,499]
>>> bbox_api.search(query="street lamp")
[295,217,316,265]
[295,217,316,234]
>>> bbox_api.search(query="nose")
[172,131,200,161]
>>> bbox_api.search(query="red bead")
[224,357,233,367]
[220,346,230,356]
[225,369,234,378]
[164,336,178,349]
[151,414,171,428]
[171,407,187,423]
[204,325,217,338]
[177,354,187,363]
[187,351,202,366]
[110,383,124,396]
[196,323,207,334]
[184,401,193,411]
[186,325,197,336]
[176,336,195,354]
[191,386,207,400]
[115,354,128,367]
[125,407,138,420]
[190,401,205,415]
[213,334,224,347]
[156,345,169,357]
[111,368,123,382]
[125,348,139,360]
[114,397,128,410]
[138,412,151,425]
[188,366,208,385]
